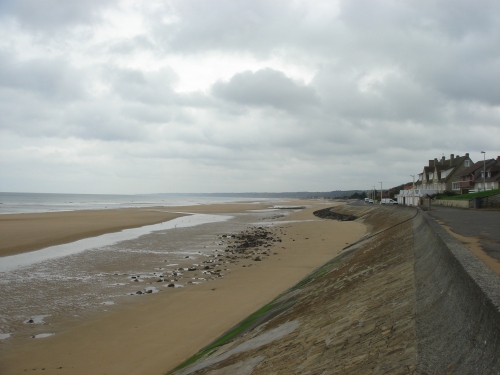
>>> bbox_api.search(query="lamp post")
[410,175,415,206]
[379,182,382,204]
[372,186,375,203]
[481,151,486,191]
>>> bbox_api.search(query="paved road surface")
[426,206,500,260]
[348,200,500,259]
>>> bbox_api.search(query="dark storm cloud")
[212,68,319,110]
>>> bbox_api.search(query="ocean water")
[0,192,266,215]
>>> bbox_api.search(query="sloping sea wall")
[414,211,500,374]
[170,205,500,375]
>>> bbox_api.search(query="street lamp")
[379,182,382,204]
[481,151,486,191]
[410,175,415,206]
[372,186,375,202]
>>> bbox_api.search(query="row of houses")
[396,153,500,206]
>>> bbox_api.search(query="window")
[464,160,470,167]
[452,182,460,190]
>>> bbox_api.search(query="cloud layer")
[1,0,499,193]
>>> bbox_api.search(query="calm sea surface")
[0,192,267,215]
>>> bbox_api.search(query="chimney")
[465,153,469,158]
[434,158,438,167]
[450,154,454,165]
[441,156,445,165]
[429,160,434,167]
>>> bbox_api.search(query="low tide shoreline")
[0,202,279,257]
[0,200,366,375]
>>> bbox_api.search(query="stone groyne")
[169,205,500,375]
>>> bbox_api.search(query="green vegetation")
[433,191,459,199]
[167,247,348,374]
[440,189,500,200]
[348,191,367,200]
[167,255,344,374]
[167,303,275,374]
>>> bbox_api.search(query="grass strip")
[167,303,274,374]
[441,189,500,200]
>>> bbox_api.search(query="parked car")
[364,198,369,202]
[381,198,398,204]
[368,199,374,204]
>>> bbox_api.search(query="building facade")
[415,153,473,193]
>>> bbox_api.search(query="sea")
[0,192,267,215]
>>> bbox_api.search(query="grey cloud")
[106,35,156,55]
[154,0,301,56]
[0,51,85,100]
[2,0,500,193]
[107,67,178,105]
[0,0,113,32]
[212,68,319,110]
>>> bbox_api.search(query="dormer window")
[464,160,470,167]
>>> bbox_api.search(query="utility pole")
[379,182,382,204]
[410,175,415,206]
[481,151,486,191]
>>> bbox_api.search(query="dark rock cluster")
[221,227,281,262]
[313,207,357,221]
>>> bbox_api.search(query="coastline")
[0,200,366,375]
[0,202,275,257]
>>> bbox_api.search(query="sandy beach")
[0,200,366,375]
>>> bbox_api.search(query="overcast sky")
[1,0,499,194]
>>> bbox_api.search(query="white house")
[396,188,439,206]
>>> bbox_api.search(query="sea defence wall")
[431,199,471,208]
[170,205,500,375]
[431,192,500,209]
[413,211,500,374]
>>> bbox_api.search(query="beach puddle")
[31,333,54,339]
[24,315,50,324]
[0,214,233,273]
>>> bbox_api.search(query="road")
[426,205,500,259]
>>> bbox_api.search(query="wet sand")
[0,200,366,375]
[0,209,187,257]
[0,202,278,257]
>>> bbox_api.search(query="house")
[415,153,474,193]
[474,156,500,192]
[396,188,439,206]
[457,158,496,194]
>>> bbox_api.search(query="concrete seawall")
[431,199,471,209]
[414,211,500,374]
[170,205,500,374]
